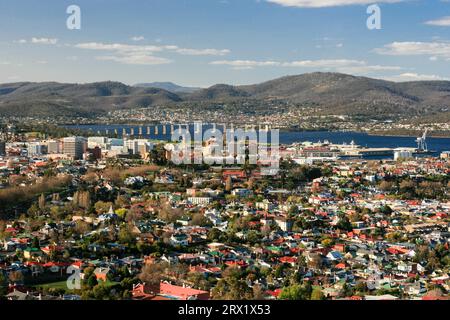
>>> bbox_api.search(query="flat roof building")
[63,137,87,160]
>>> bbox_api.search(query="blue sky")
[0,0,450,86]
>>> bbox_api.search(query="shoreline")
[62,123,450,139]
[367,132,450,139]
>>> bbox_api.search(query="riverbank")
[368,131,450,139]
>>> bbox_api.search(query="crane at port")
[416,129,428,152]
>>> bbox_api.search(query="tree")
[191,213,208,226]
[31,237,40,249]
[417,181,443,199]
[336,216,352,232]
[378,181,393,191]
[309,254,323,270]
[207,228,223,242]
[186,272,211,291]
[211,267,254,300]
[118,225,136,245]
[92,283,109,299]
[252,284,265,300]
[27,203,40,217]
[50,206,62,220]
[225,176,232,192]
[340,283,354,297]
[94,201,113,215]
[87,274,98,288]
[158,203,182,223]
[9,271,24,284]
[355,281,367,294]
[73,191,91,210]
[139,262,169,285]
[379,205,393,215]
[288,205,299,216]
[115,195,130,208]
[247,230,261,244]
[310,288,325,300]
[116,208,127,219]
[38,193,46,211]
[321,238,334,248]
[247,178,255,190]
[74,220,91,235]
[279,284,310,300]
[399,180,416,197]
[0,273,7,298]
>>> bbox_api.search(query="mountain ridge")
[1,72,450,119]
[134,82,201,93]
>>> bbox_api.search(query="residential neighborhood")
[1,123,449,301]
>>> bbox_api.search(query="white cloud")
[231,66,254,70]
[174,47,230,56]
[382,73,449,82]
[31,37,58,45]
[266,0,405,8]
[74,42,163,52]
[210,59,401,74]
[210,60,281,67]
[74,42,230,56]
[337,65,402,75]
[281,59,365,68]
[425,16,450,27]
[96,54,171,65]
[74,41,230,65]
[375,41,450,59]
[210,59,366,68]
[131,36,145,41]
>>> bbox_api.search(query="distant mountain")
[134,82,201,93]
[1,73,450,119]
[190,72,450,117]
[188,84,250,101]
[0,81,182,117]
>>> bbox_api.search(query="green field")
[35,280,120,293]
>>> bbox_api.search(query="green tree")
[279,284,310,300]
[87,274,98,288]
[310,288,325,300]
[211,267,254,300]
[118,225,136,245]
[0,273,7,298]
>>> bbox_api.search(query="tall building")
[47,140,61,154]
[0,141,5,156]
[124,139,140,155]
[63,137,87,160]
[88,136,108,149]
[28,142,47,156]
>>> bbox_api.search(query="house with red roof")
[132,282,210,300]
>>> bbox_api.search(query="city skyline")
[0,0,450,86]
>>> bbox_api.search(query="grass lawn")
[35,279,120,293]
[98,280,120,288]
[36,280,70,291]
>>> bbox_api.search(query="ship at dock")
[287,130,437,163]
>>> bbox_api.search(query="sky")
[0,0,450,87]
